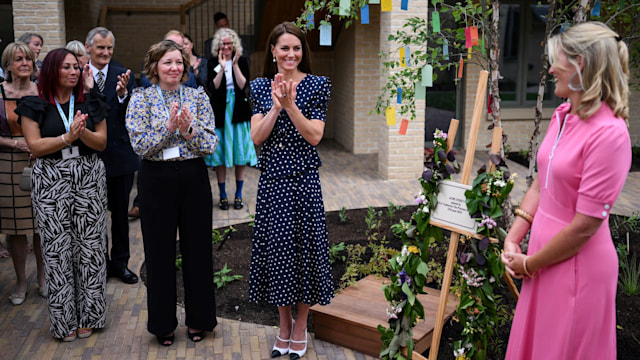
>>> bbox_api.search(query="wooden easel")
[425,70,516,360]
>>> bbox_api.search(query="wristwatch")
[180,126,193,137]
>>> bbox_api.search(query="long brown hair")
[262,22,312,78]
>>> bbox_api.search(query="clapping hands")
[271,73,297,111]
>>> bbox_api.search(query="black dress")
[248,75,334,306]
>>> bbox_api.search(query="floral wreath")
[378,129,515,360]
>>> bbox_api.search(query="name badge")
[162,146,180,160]
[61,146,80,159]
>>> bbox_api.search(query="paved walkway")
[0,140,637,359]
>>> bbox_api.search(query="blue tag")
[591,1,601,16]
[319,24,332,46]
[307,12,315,29]
[361,5,370,24]
[397,87,402,104]
[401,0,408,10]
[405,46,411,67]
[443,39,449,60]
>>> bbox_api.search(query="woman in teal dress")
[205,28,257,210]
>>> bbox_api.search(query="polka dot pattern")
[248,75,334,307]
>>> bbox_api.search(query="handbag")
[19,157,32,192]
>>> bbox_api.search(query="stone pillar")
[378,0,427,180]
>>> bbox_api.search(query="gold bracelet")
[523,256,535,277]
[515,208,533,224]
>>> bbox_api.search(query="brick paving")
[0,140,636,359]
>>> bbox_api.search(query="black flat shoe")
[187,329,206,342]
[219,198,229,210]
[234,198,243,210]
[156,333,174,346]
[109,266,139,284]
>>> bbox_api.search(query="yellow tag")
[381,0,392,11]
[386,106,396,125]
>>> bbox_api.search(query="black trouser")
[106,172,134,268]
[139,158,216,336]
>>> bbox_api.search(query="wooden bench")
[310,275,459,358]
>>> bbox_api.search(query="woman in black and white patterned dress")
[249,22,333,360]
[16,48,109,342]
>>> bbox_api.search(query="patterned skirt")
[249,168,334,307]
[0,137,37,235]
[204,89,257,168]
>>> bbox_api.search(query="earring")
[272,57,276,63]
[568,73,584,92]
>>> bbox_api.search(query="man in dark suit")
[85,27,139,284]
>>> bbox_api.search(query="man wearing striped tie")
[85,27,140,284]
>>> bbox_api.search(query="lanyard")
[55,93,75,132]
[156,84,183,119]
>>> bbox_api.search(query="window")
[499,1,559,107]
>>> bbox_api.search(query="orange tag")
[458,58,464,79]
[470,26,479,46]
[399,118,409,135]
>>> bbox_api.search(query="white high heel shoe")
[271,319,294,358]
[289,328,307,360]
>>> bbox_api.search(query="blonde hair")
[1,42,36,82]
[548,21,629,121]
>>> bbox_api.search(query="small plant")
[214,264,243,288]
[518,148,530,160]
[247,214,255,228]
[212,226,236,245]
[338,206,349,223]
[617,243,640,296]
[175,255,182,270]
[329,242,346,264]
[611,212,640,239]
[365,206,383,238]
[386,202,405,220]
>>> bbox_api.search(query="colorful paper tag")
[465,27,472,48]
[458,58,464,79]
[397,87,402,104]
[592,1,601,16]
[381,0,392,12]
[401,0,409,11]
[399,118,409,135]
[319,24,332,46]
[443,39,449,60]
[422,65,433,87]
[399,47,406,67]
[369,0,380,4]
[415,83,426,100]
[432,12,441,33]
[470,26,479,46]
[386,106,396,126]
[361,5,370,24]
[404,46,411,67]
[339,0,350,16]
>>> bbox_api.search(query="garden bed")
[142,206,640,359]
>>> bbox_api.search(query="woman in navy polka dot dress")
[249,22,333,360]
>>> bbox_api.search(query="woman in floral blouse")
[125,40,218,346]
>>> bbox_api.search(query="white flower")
[494,179,506,188]
[422,206,430,214]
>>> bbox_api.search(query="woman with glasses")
[205,28,257,210]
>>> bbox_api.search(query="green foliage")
[617,243,640,296]
[212,226,236,245]
[374,1,493,120]
[378,130,459,360]
[247,214,255,228]
[296,0,371,30]
[329,242,346,264]
[366,206,383,238]
[387,202,405,220]
[453,154,515,360]
[214,264,243,288]
[611,212,640,239]
[339,206,349,223]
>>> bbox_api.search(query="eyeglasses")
[221,42,234,47]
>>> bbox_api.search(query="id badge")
[162,146,180,160]
[61,146,80,159]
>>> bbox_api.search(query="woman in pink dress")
[501,21,630,360]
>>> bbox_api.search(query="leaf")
[417,261,429,277]
[402,283,415,306]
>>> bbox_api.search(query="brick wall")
[13,0,66,60]
[378,0,427,180]
[332,23,355,151]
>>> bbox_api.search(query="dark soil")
[142,206,640,359]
